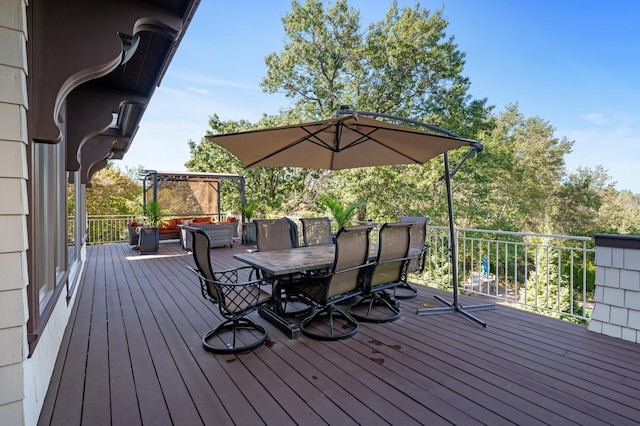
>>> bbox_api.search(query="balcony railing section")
[75,216,595,323]
[76,214,233,245]
[419,226,594,323]
[76,214,141,245]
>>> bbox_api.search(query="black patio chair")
[349,222,412,323]
[187,228,272,354]
[296,225,374,340]
[394,216,430,299]
[300,217,333,246]
[254,217,308,316]
[254,217,300,251]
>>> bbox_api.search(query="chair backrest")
[254,218,298,251]
[399,216,429,273]
[285,217,300,248]
[371,222,412,288]
[328,225,373,299]
[189,228,218,301]
[300,217,333,246]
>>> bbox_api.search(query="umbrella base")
[417,294,495,327]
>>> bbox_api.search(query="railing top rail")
[426,225,592,242]
[79,214,139,218]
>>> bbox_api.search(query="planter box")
[138,226,159,254]
[242,222,257,245]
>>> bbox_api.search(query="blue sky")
[118,0,639,193]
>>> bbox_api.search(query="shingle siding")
[589,235,640,344]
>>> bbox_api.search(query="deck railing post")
[589,234,640,343]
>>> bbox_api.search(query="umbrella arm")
[438,145,481,182]
[337,107,493,327]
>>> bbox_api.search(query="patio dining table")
[234,245,337,338]
[234,244,420,338]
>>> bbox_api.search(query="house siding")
[23,282,82,426]
[589,234,640,344]
[0,1,30,424]
[0,1,85,424]
[3,0,200,422]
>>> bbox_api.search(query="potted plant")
[139,201,167,254]
[318,195,365,229]
[239,202,259,245]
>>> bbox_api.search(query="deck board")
[38,240,640,426]
[106,245,143,426]
[82,245,111,426]
[394,305,639,424]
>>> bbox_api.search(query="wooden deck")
[38,240,640,425]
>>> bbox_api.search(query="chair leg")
[202,317,268,354]
[349,293,401,323]
[392,282,419,299]
[300,305,359,341]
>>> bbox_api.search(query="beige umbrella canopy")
[206,109,493,327]
[205,113,477,170]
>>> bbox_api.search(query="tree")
[73,163,142,244]
[261,0,362,118]
[84,163,141,216]
[356,3,493,137]
[266,0,491,221]
[453,103,574,234]
[186,113,323,216]
[186,0,635,240]
[595,189,640,235]
[519,237,581,323]
[551,166,612,236]
[262,1,492,131]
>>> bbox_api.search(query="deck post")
[589,234,640,343]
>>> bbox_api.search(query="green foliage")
[318,195,365,228]
[84,166,141,215]
[327,163,447,225]
[594,189,640,235]
[75,165,142,244]
[125,165,145,183]
[186,114,322,215]
[142,201,167,228]
[518,238,585,323]
[262,0,362,117]
[262,0,493,130]
[239,202,259,222]
[183,0,639,240]
[449,103,577,234]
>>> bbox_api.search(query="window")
[28,138,77,352]
[34,142,58,309]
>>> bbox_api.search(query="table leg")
[259,277,301,339]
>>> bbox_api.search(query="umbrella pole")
[416,152,495,327]
[334,108,494,325]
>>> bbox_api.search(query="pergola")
[141,170,246,220]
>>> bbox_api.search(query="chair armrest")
[187,266,272,316]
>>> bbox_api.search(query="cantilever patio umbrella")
[205,107,494,327]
